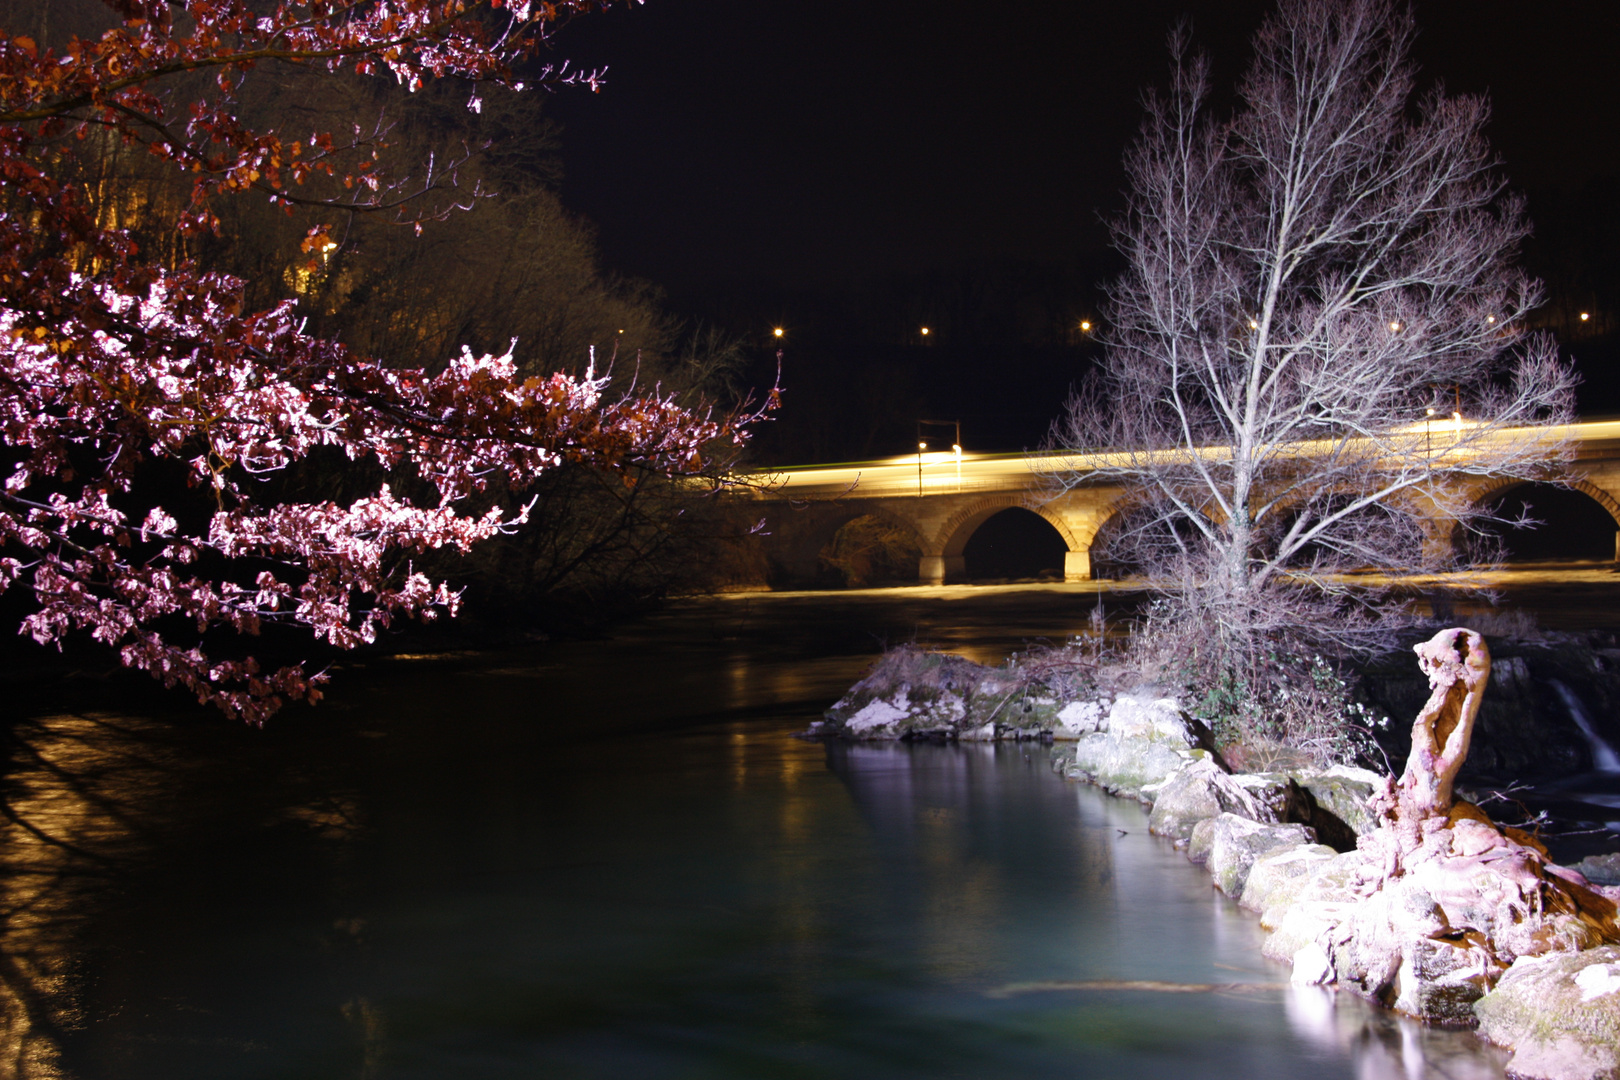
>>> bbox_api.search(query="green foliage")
[1172,641,1385,770]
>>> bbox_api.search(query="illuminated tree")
[0,0,772,722]
[1050,0,1574,653]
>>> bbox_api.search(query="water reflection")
[1,595,1522,1079]
[0,708,369,1078]
[1285,986,1510,1080]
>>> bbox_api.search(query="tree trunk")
[1397,627,1490,819]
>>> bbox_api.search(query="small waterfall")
[1550,679,1620,774]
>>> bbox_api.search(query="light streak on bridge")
[732,420,1620,585]
[744,419,1620,501]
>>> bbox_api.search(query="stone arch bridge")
[737,421,1620,585]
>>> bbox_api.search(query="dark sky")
[544,0,1620,301]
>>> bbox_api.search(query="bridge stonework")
[747,486,1126,585]
[741,424,1620,585]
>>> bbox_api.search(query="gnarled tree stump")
[1399,627,1491,820]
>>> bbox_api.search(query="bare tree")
[1050,0,1575,653]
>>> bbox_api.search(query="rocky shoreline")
[812,631,1620,1080]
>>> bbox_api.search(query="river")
[1,587,1517,1078]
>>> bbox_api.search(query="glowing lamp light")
[1581,312,1591,322]
[918,441,928,451]
[1486,315,1496,324]
[1426,407,1436,416]
[1389,321,1402,332]
[1079,320,1092,333]
[1249,319,1259,329]
[772,327,785,338]
[920,326,930,336]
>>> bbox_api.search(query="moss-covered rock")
[1240,843,1338,917]
[1297,766,1383,841]
[1064,691,1207,800]
[1261,849,1376,966]
[818,646,1109,741]
[1147,758,1251,840]
[1187,813,1317,898]
[1474,946,1620,1080]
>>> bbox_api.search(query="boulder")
[1262,848,1377,967]
[1187,813,1316,897]
[1055,699,1107,736]
[1572,854,1620,888]
[1298,765,1384,841]
[1475,946,1620,1080]
[1240,843,1338,917]
[1066,691,1203,800]
[1147,758,1268,841]
[821,646,1112,741]
[1228,772,1302,819]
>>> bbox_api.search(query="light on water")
[1,594,1514,1078]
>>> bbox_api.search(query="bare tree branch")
[1048,0,1575,654]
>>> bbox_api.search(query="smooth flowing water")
[1,589,1511,1078]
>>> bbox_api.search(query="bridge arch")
[933,494,1080,557]
[1462,476,1620,564]
[754,501,929,587]
[818,506,929,586]
[1468,475,1620,528]
[916,494,1091,584]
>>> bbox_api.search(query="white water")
[1551,679,1620,773]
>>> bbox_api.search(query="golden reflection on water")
[916,746,1007,984]
[754,729,856,1037]
[0,710,364,1079]
[0,711,176,1080]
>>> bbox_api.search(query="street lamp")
[916,420,963,496]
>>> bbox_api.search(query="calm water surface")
[3,589,1511,1078]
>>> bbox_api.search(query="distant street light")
[772,327,785,338]
[1581,312,1591,322]
[1079,320,1093,333]
[916,419,961,496]
[920,326,930,337]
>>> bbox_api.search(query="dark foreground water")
[3,589,1512,1078]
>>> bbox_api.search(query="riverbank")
[10,591,1529,1080]
[811,622,1620,1080]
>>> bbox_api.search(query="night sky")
[542,0,1620,460]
